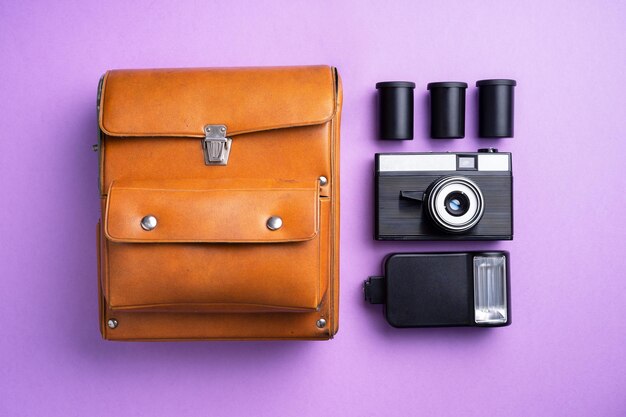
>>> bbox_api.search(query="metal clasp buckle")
[203,124,232,165]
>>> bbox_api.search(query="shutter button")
[266,216,283,231]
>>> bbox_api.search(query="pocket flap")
[104,179,319,243]
[98,66,337,138]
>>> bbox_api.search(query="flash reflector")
[474,255,508,324]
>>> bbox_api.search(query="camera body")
[375,150,513,240]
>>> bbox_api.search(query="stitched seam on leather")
[97,71,109,141]
[99,138,105,197]
[316,200,321,308]
[99,120,337,138]
[105,229,111,308]
[108,303,318,312]
[335,68,343,336]
[97,221,105,337]
[106,337,331,341]
[106,238,318,243]
[111,187,316,192]
[325,68,338,337]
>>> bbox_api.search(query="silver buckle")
[203,124,232,165]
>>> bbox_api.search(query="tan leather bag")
[96,66,342,340]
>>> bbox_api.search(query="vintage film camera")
[375,149,513,240]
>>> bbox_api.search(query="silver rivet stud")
[316,318,327,329]
[220,127,226,132]
[140,215,157,231]
[107,319,118,329]
[205,126,211,133]
[319,176,328,186]
[266,216,283,231]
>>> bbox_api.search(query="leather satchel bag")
[96,66,342,340]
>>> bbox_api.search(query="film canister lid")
[427,81,468,89]
[376,81,416,88]
[376,81,415,140]
[427,81,468,139]
[476,79,517,138]
[476,79,517,87]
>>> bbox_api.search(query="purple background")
[1,1,625,416]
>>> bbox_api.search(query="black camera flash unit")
[364,252,511,328]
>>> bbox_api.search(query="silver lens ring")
[427,176,484,232]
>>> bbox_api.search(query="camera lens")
[444,192,470,216]
[426,176,484,233]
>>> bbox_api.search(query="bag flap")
[104,179,319,243]
[98,66,337,137]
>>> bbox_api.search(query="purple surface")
[1,1,625,416]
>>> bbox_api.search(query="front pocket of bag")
[102,178,324,313]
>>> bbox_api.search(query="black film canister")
[376,81,415,140]
[427,82,468,139]
[477,79,517,138]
